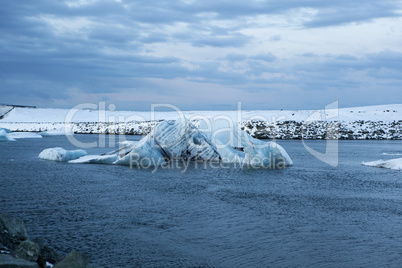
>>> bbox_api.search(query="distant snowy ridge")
[0,104,401,139]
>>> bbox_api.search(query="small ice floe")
[38,147,87,162]
[381,153,402,156]
[362,158,402,171]
[8,132,43,139]
[69,154,118,164]
[0,129,16,142]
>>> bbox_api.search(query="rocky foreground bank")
[0,213,93,268]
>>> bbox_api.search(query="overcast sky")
[1,0,402,110]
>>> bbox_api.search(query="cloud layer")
[1,0,402,110]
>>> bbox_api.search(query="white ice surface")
[199,117,293,166]
[362,158,402,171]
[197,117,243,148]
[39,147,87,162]
[0,129,15,142]
[8,132,43,139]
[113,135,166,166]
[69,154,118,164]
[153,119,221,161]
[40,126,73,136]
[243,137,293,167]
[381,153,402,156]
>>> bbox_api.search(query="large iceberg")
[39,147,87,162]
[362,158,402,171]
[67,118,293,169]
[0,129,16,142]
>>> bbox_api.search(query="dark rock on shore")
[0,216,23,255]
[0,254,39,268]
[15,240,40,262]
[0,213,28,241]
[33,237,63,267]
[0,214,92,268]
[54,251,93,268]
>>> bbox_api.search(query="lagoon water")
[0,135,401,267]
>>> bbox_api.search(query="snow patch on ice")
[362,158,402,171]
[39,147,87,162]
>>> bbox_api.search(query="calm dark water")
[0,135,401,267]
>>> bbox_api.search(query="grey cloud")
[224,54,248,62]
[1,0,402,109]
[303,1,401,28]
[366,50,402,70]
[191,33,251,48]
[250,53,277,62]
[269,35,281,42]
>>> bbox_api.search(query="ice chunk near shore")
[41,126,73,136]
[0,129,16,142]
[362,158,402,171]
[39,147,87,162]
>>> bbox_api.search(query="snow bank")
[8,132,43,139]
[39,147,87,162]
[40,127,73,136]
[1,104,401,123]
[0,129,16,142]
[362,158,402,171]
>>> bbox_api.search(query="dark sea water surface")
[0,135,401,267]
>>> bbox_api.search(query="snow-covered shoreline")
[0,104,401,139]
